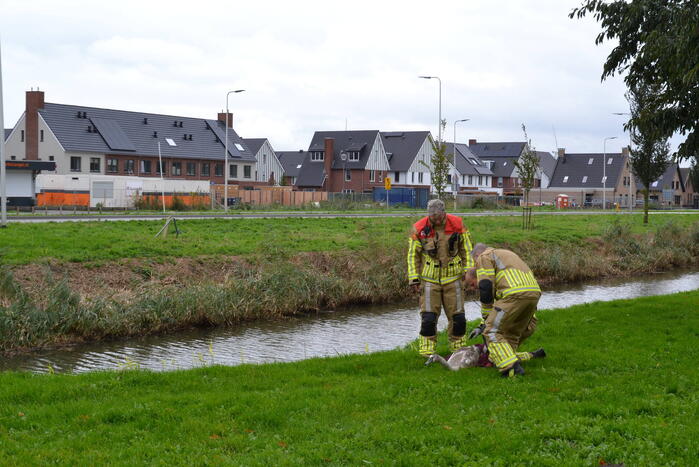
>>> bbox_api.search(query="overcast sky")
[1,0,664,155]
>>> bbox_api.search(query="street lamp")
[418,76,442,143]
[613,112,633,212]
[340,151,348,194]
[603,136,618,210]
[224,89,245,212]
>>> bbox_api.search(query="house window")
[394,172,400,183]
[140,160,152,174]
[370,170,375,182]
[608,158,613,165]
[107,158,118,173]
[263,154,267,164]
[349,151,360,161]
[418,172,424,183]
[230,164,237,178]
[171,162,182,176]
[588,158,594,165]
[201,163,210,176]
[40,130,44,142]
[478,175,483,185]
[602,176,607,184]
[125,160,135,174]
[90,157,100,173]
[563,176,569,183]
[215,163,223,177]
[244,165,252,178]
[345,168,351,181]
[378,172,383,182]
[49,156,54,161]
[469,175,474,185]
[497,177,502,187]
[582,175,588,183]
[310,151,324,161]
[157,160,167,175]
[70,156,81,172]
[21,130,24,142]
[462,175,466,185]
[187,162,196,176]
[411,172,415,183]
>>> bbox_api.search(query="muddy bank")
[1,221,699,352]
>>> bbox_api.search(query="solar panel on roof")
[90,117,136,151]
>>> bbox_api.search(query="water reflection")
[2,271,698,374]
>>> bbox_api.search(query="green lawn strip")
[0,214,697,265]
[1,291,697,465]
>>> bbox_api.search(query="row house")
[293,130,391,193]
[242,138,284,185]
[540,147,634,207]
[276,150,306,186]
[679,168,698,208]
[3,90,278,207]
[445,143,494,192]
[468,139,555,194]
[635,164,686,207]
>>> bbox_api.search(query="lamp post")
[613,112,633,212]
[224,89,245,212]
[340,151,347,194]
[603,136,618,210]
[418,76,442,143]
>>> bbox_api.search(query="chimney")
[468,138,477,146]
[622,145,630,157]
[323,137,334,191]
[557,148,566,162]
[25,90,45,160]
[217,112,233,128]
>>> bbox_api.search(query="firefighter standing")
[407,199,473,356]
[465,243,545,377]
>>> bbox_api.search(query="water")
[2,270,698,373]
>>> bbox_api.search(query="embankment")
[1,218,698,351]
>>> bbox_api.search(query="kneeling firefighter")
[407,199,474,356]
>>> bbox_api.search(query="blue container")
[373,187,429,208]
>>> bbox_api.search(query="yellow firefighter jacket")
[475,247,541,304]
[407,214,473,285]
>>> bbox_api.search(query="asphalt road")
[3,210,697,223]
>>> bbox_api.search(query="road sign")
[384,177,392,190]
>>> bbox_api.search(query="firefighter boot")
[500,361,525,378]
[449,336,468,352]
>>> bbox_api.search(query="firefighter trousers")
[418,279,466,353]
[483,291,540,371]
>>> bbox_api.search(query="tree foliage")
[421,120,451,200]
[513,124,540,207]
[570,0,699,161]
[627,82,671,224]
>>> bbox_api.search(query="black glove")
[468,323,485,340]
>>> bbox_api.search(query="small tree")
[514,124,540,229]
[421,119,451,201]
[627,82,671,224]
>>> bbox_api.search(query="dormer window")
[310,151,324,161]
[348,151,360,161]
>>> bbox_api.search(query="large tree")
[570,0,699,162]
[627,82,671,224]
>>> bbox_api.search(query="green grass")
[1,291,698,465]
[1,213,698,264]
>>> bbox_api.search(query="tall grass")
[1,219,698,351]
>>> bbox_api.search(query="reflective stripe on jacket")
[475,248,540,299]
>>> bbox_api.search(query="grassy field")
[0,213,698,264]
[0,291,697,465]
